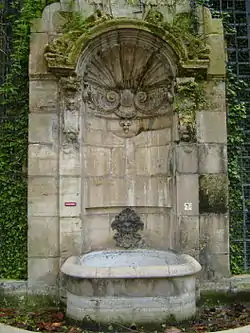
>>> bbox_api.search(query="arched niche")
[76,27,178,137]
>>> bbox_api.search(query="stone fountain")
[62,208,201,324]
[28,0,229,325]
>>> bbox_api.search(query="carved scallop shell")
[86,43,173,89]
[84,38,175,119]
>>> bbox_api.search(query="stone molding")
[44,10,210,75]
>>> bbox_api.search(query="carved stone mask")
[111,208,144,248]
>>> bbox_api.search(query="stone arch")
[44,17,209,75]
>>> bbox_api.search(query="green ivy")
[227,68,247,274]
[0,0,55,279]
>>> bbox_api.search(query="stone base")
[66,292,196,324]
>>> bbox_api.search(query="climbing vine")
[227,69,247,274]
[0,0,55,279]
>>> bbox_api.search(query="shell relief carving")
[82,41,175,137]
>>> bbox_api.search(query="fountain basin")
[61,249,201,324]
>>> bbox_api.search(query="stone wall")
[28,0,229,289]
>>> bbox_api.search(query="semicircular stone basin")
[61,249,202,325]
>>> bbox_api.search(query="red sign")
[64,202,77,207]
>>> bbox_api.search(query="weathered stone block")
[175,144,198,173]
[84,146,111,176]
[176,174,199,215]
[85,117,108,131]
[179,216,199,259]
[85,175,172,208]
[29,80,58,113]
[196,111,227,143]
[29,144,58,176]
[29,33,49,74]
[145,213,176,250]
[60,218,83,258]
[28,258,59,286]
[28,217,59,257]
[135,146,171,176]
[203,7,224,35]
[200,253,230,280]
[60,217,82,233]
[134,128,172,147]
[207,34,226,78]
[88,228,112,251]
[111,148,127,176]
[28,176,58,216]
[199,214,229,254]
[85,214,110,231]
[60,177,81,217]
[29,113,58,143]
[60,231,83,259]
[85,129,124,147]
[102,130,126,147]
[135,176,173,207]
[199,174,228,213]
[60,150,81,176]
[83,128,103,146]
[198,144,227,174]
[86,177,128,208]
[83,214,111,251]
[204,80,226,112]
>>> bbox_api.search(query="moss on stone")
[44,7,211,73]
[173,12,194,34]
[0,292,60,310]
[175,79,207,142]
[199,174,228,214]
[199,290,250,306]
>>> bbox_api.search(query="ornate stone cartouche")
[111,208,144,249]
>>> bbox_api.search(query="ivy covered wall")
[0,0,55,279]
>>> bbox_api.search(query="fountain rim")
[61,249,202,279]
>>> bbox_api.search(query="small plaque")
[64,202,77,207]
[184,202,192,211]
